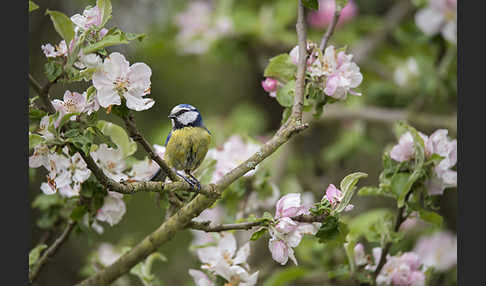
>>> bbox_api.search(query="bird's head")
[168,104,204,129]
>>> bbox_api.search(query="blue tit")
[163,104,211,189]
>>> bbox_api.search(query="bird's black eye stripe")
[175,109,188,116]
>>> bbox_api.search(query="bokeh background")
[29,0,457,285]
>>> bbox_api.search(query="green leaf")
[276,80,295,107]
[45,10,75,44]
[357,186,392,197]
[302,0,319,10]
[44,61,63,82]
[347,209,391,240]
[97,0,112,26]
[29,244,48,268]
[32,194,62,210]
[250,228,267,241]
[418,210,443,227]
[83,29,146,54]
[264,53,297,82]
[29,133,45,149]
[335,0,349,10]
[96,120,137,157]
[335,172,367,213]
[29,1,39,12]
[58,112,80,129]
[315,216,348,244]
[263,266,309,286]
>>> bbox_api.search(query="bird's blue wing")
[164,130,172,147]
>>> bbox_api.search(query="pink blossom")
[353,243,368,266]
[389,131,429,163]
[51,90,88,121]
[261,77,278,98]
[92,52,154,111]
[307,0,358,29]
[269,193,319,265]
[413,231,457,271]
[374,252,426,286]
[41,40,67,58]
[70,5,102,31]
[325,184,342,205]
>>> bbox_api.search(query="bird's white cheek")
[171,119,175,127]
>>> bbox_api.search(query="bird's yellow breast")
[164,127,211,172]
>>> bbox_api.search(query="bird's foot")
[176,172,200,192]
[188,173,202,191]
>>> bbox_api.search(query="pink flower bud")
[262,77,278,93]
[307,0,357,29]
[325,184,342,205]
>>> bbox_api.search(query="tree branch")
[188,213,328,232]
[29,221,76,283]
[74,3,311,285]
[121,113,179,182]
[319,4,341,52]
[28,73,57,114]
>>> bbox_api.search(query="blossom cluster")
[354,244,426,286]
[415,0,457,43]
[41,5,155,112]
[190,233,259,286]
[174,1,233,55]
[390,129,457,195]
[262,43,363,101]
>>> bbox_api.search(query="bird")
[155,104,211,190]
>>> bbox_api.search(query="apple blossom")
[82,213,104,234]
[207,135,261,183]
[243,184,281,216]
[366,250,426,286]
[51,90,88,121]
[307,0,358,29]
[41,40,68,58]
[74,52,102,70]
[325,184,342,205]
[191,206,225,247]
[269,193,320,265]
[289,42,318,66]
[90,144,128,182]
[261,77,279,98]
[413,231,457,271]
[71,5,102,31]
[128,158,160,181]
[96,191,127,226]
[415,0,457,43]
[353,243,368,266]
[84,92,101,115]
[390,129,457,195]
[92,52,155,111]
[97,243,122,267]
[29,144,51,169]
[196,233,258,286]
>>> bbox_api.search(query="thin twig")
[188,213,327,232]
[28,73,57,114]
[319,6,341,52]
[122,113,179,182]
[29,221,76,283]
[372,191,413,281]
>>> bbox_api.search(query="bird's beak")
[168,114,176,119]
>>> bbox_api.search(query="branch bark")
[121,113,179,182]
[188,213,327,232]
[319,5,341,52]
[29,221,76,283]
[74,2,310,285]
[28,73,57,114]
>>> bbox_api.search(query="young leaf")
[418,210,443,227]
[29,133,45,149]
[44,61,63,82]
[302,0,319,11]
[336,172,368,213]
[83,29,146,54]
[130,252,167,286]
[97,0,113,26]
[45,10,75,44]
[29,244,48,268]
[264,54,297,82]
[276,80,295,107]
[250,228,268,241]
[29,1,39,12]
[96,120,137,157]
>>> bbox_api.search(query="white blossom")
[96,191,126,226]
[415,0,457,43]
[90,144,128,182]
